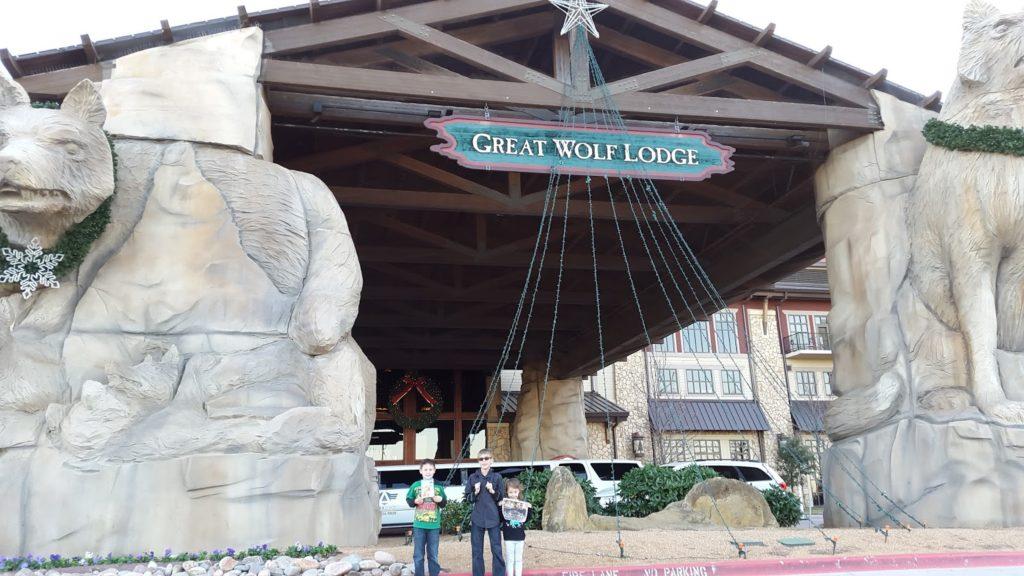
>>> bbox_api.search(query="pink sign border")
[424,115,736,182]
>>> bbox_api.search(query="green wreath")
[388,373,445,430]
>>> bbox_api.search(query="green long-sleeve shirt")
[406,480,448,529]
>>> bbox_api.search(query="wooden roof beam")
[80,34,99,65]
[319,12,553,68]
[606,0,872,107]
[280,136,426,173]
[384,154,515,206]
[599,48,758,97]
[374,46,464,77]
[921,90,942,110]
[862,68,887,89]
[237,5,252,28]
[309,0,322,23]
[753,23,775,47]
[160,20,174,44]
[356,245,655,273]
[380,13,564,93]
[0,49,23,78]
[264,0,547,55]
[807,45,832,69]
[261,60,882,129]
[697,0,718,24]
[16,64,103,97]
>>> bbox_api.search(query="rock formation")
[541,466,591,532]
[0,28,378,554]
[818,1,1024,527]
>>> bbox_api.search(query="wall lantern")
[631,432,645,457]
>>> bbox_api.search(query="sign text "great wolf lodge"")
[425,116,734,182]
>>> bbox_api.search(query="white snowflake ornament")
[0,238,65,299]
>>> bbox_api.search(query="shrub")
[762,486,803,527]
[776,436,816,487]
[440,499,472,534]
[615,464,718,518]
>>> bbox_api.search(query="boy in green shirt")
[405,459,448,576]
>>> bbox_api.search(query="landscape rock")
[357,562,379,571]
[220,558,239,571]
[285,566,301,576]
[323,562,351,576]
[683,477,778,528]
[371,553,394,566]
[541,466,590,532]
[297,559,318,571]
[387,565,402,576]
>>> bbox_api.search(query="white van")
[663,460,786,491]
[376,458,641,531]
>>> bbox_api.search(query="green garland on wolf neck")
[923,118,1024,156]
[0,104,116,285]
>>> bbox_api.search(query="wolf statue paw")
[979,399,1024,425]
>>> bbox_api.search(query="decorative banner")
[424,115,734,181]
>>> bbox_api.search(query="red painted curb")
[447,551,1024,576]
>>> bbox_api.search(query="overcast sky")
[0,0,1018,98]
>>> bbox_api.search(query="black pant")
[470,524,505,576]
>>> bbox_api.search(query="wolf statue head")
[0,67,114,248]
[946,1,1024,122]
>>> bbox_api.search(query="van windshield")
[378,470,422,490]
[590,462,639,481]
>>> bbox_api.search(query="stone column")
[511,366,589,460]
[745,306,794,469]
[611,351,655,463]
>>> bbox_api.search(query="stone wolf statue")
[824,0,1024,439]
[0,67,374,461]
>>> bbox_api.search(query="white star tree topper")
[0,238,65,299]
[549,0,609,38]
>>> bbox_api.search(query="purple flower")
[165,549,173,558]
[50,554,62,562]
[226,548,235,557]
[317,541,323,548]
[20,562,28,569]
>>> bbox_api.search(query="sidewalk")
[445,552,1024,576]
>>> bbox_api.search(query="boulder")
[540,466,589,532]
[371,553,394,566]
[683,477,778,528]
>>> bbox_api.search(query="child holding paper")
[406,459,448,576]
[498,478,532,576]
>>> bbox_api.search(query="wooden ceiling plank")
[600,48,758,97]
[261,60,881,129]
[331,186,766,224]
[382,14,565,93]
[161,20,174,44]
[862,68,887,89]
[806,45,833,69]
[319,12,554,68]
[281,136,425,173]
[384,154,514,205]
[237,5,252,28]
[357,245,653,272]
[697,0,718,24]
[606,0,873,108]
[753,23,775,47]
[264,0,547,55]
[363,213,479,257]
[364,261,455,293]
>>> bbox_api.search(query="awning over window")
[649,400,770,432]
[790,400,830,432]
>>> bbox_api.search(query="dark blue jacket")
[464,470,505,528]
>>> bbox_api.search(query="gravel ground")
[352,528,1024,571]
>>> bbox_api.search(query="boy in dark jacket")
[464,448,505,576]
[406,459,448,576]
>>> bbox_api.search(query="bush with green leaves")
[776,436,817,487]
[615,464,718,518]
[761,485,802,527]
[440,498,472,534]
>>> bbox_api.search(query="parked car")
[375,458,641,531]
[662,459,786,491]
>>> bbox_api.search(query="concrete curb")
[447,551,1024,576]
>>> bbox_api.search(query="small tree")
[776,436,816,488]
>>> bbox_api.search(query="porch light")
[631,432,645,457]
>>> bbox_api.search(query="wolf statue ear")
[0,64,30,109]
[61,79,106,127]
[958,0,1000,85]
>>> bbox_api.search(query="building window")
[722,370,743,395]
[682,321,711,353]
[661,438,687,462]
[657,368,679,396]
[652,335,677,353]
[691,439,722,460]
[713,311,739,354]
[795,371,817,397]
[823,371,833,396]
[729,439,752,461]
[686,369,714,394]
[787,314,811,349]
[813,314,830,348]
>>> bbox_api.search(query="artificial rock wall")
[0,29,379,554]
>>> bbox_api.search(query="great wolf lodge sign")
[425,116,734,181]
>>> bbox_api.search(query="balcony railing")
[784,331,831,354]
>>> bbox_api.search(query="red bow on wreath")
[390,374,438,406]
